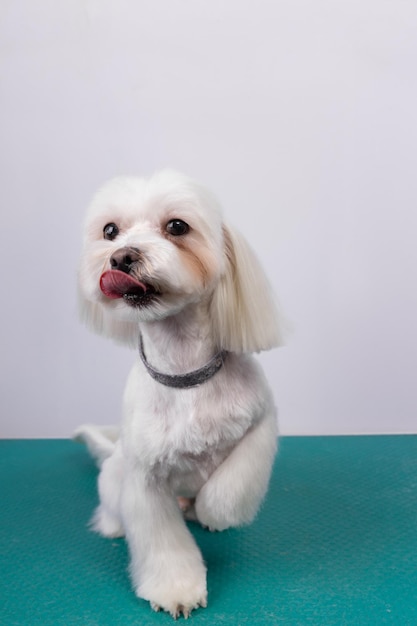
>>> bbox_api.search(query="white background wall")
[1,0,416,437]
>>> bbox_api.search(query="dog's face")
[79,169,282,352]
[79,170,225,328]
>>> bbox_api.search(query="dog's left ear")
[210,225,285,354]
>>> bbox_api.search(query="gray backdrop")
[1,0,416,437]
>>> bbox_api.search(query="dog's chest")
[123,361,257,472]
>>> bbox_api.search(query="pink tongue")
[100,270,147,299]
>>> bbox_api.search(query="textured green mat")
[1,436,417,625]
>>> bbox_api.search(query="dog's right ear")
[77,280,138,347]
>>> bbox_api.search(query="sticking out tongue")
[100,270,148,300]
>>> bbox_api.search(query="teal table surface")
[1,436,416,625]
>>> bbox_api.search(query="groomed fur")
[210,225,283,352]
[78,170,283,351]
[75,170,283,619]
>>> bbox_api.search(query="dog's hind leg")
[90,441,125,538]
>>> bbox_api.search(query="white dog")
[75,170,283,619]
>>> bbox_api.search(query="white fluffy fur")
[74,170,283,618]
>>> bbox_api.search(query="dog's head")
[78,170,283,353]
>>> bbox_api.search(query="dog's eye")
[103,223,119,241]
[166,219,189,236]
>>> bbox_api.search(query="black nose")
[110,247,141,274]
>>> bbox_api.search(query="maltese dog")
[74,170,283,618]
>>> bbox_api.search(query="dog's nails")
[150,602,160,613]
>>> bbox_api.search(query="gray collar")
[139,335,227,389]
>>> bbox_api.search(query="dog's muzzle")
[100,247,157,306]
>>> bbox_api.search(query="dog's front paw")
[195,488,246,531]
[150,592,207,620]
[194,495,231,532]
[138,565,207,619]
